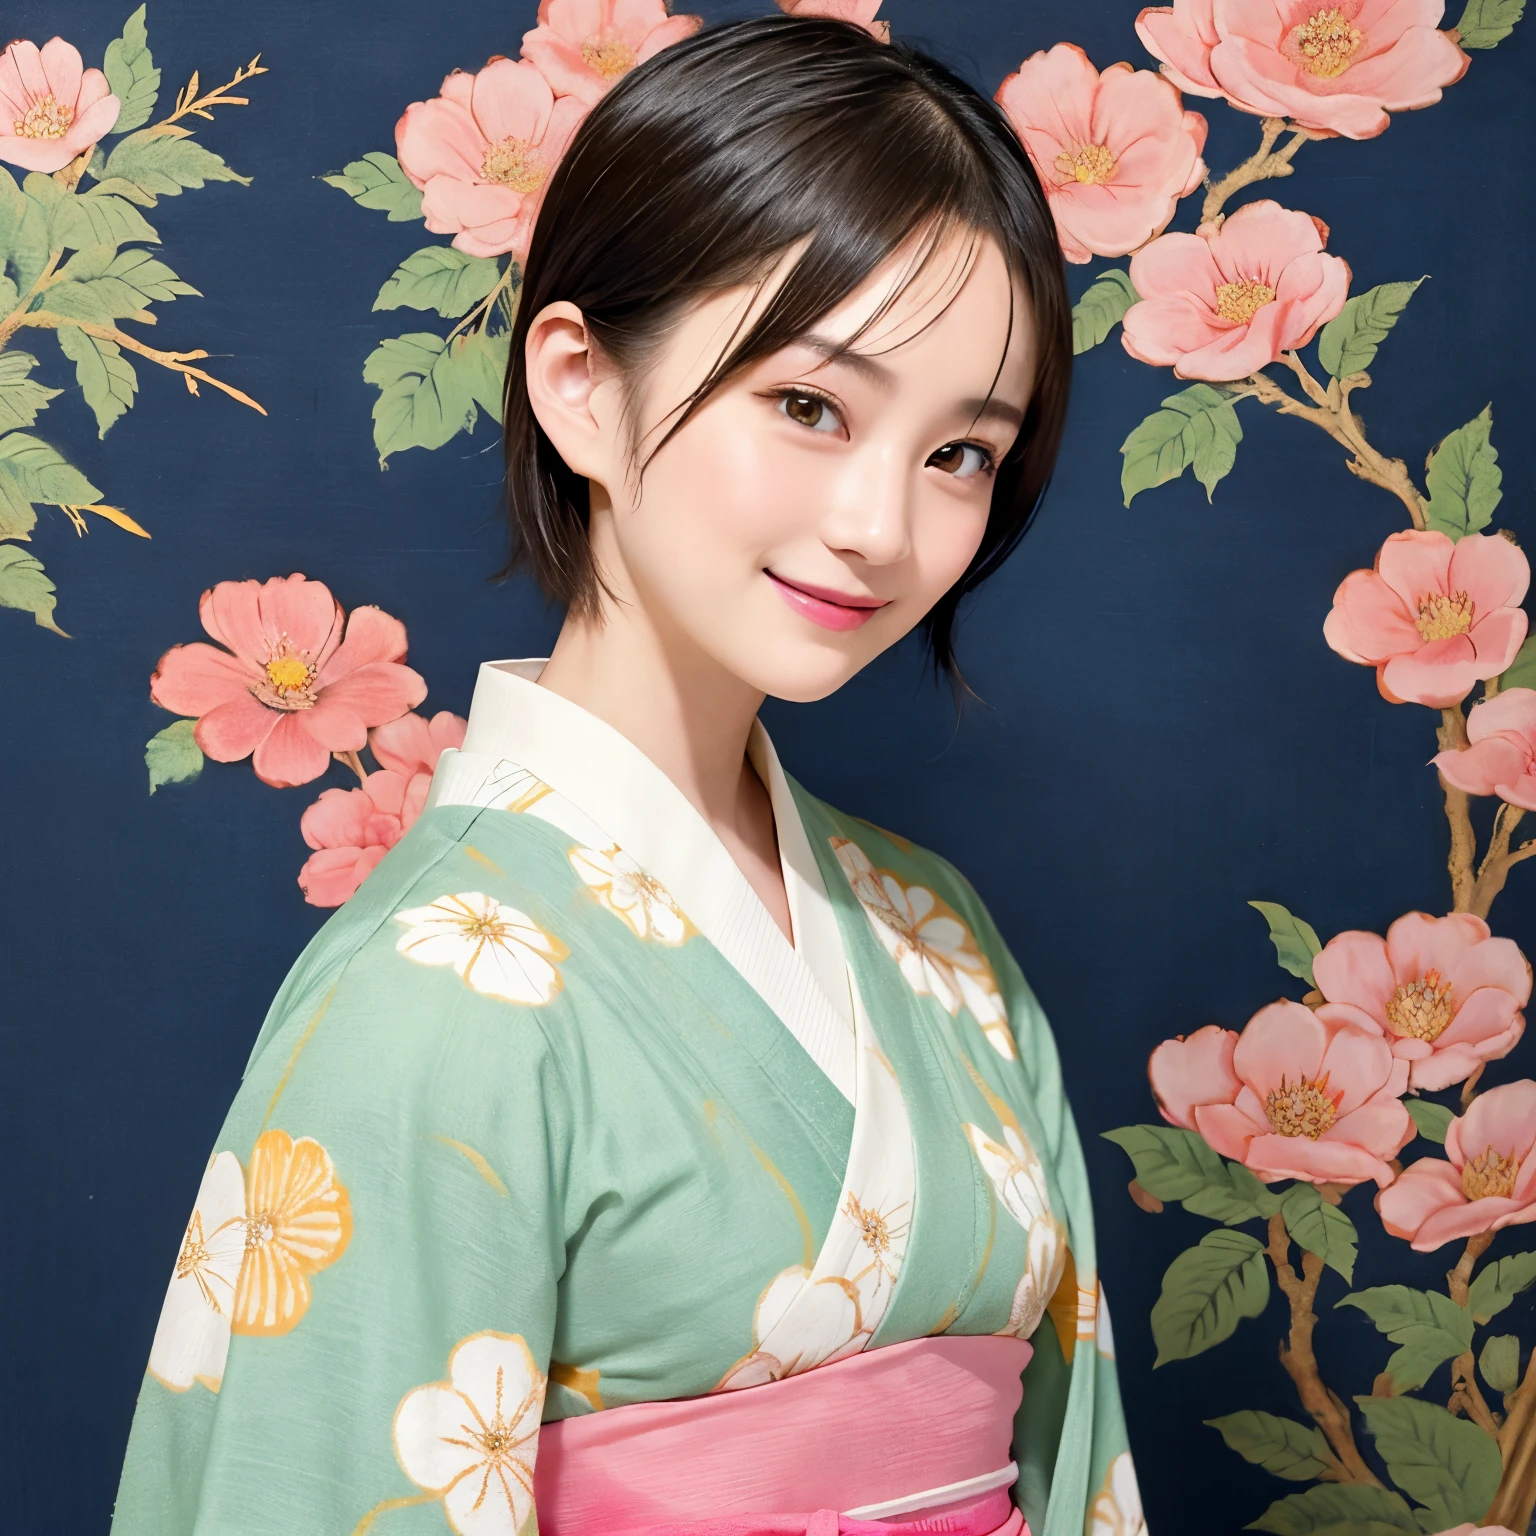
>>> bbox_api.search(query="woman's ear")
[523,300,621,485]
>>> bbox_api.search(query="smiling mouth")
[766,571,891,633]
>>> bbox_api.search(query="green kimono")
[110,660,1138,1536]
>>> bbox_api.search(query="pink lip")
[766,571,890,633]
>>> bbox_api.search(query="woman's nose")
[819,451,914,567]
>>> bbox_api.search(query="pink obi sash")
[534,1334,1033,1536]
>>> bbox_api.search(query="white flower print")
[394,1331,547,1536]
[394,891,567,1005]
[1090,1452,1146,1536]
[832,838,1015,1059]
[568,845,689,944]
[965,1122,1068,1340]
[1097,1285,1117,1361]
[147,1151,247,1392]
[716,1266,863,1390]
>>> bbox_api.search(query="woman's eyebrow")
[798,333,1025,430]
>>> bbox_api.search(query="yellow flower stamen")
[1054,142,1117,185]
[265,655,312,693]
[481,136,546,192]
[1385,968,1455,1042]
[1215,279,1276,325]
[580,33,638,80]
[1288,7,1364,77]
[16,94,74,140]
[1462,1145,1520,1202]
[1265,1072,1342,1139]
[1416,590,1474,642]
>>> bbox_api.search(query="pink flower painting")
[1434,688,1536,811]
[995,44,1207,265]
[395,58,588,259]
[521,0,704,108]
[1323,530,1529,708]
[297,710,466,907]
[150,574,427,790]
[0,36,120,174]
[1313,911,1530,1092]
[1122,199,1350,380]
[775,0,890,43]
[1149,1001,1413,1187]
[1134,0,1470,140]
[1378,1079,1536,1250]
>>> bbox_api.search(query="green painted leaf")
[1205,1410,1330,1480]
[1121,384,1242,506]
[1337,1285,1472,1393]
[1279,1184,1357,1283]
[1479,1334,1519,1395]
[1316,279,1424,379]
[1354,1395,1500,1528]
[102,4,160,134]
[1406,1099,1454,1143]
[1150,1229,1269,1365]
[0,431,100,538]
[0,274,15,311]
[81,175,159,207]
[1247,1483,1420,1535]
[0,544,65,634]
[9,175,53,289]
[1498,636,1536,692]
[1072,269,1138,354]
[1423,405,1501,541]
[1102,1125,1278,1223]
[102,131,250,201]
[0,352,62,432]
[99,248,198,302]
[45,247,198,324]
[374,246,501,318]
[146,718,203,793]
[457,325,509,416]
[364,329,503,463]
[0,165,29,268]
[1466,1250,1536,1325]
[1456,0,1526,46]
[57,326,138,437]
[24,172,160,251]
[322,152,424,221]
[1248,901,1322,985]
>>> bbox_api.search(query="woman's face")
[576,226,1036,703]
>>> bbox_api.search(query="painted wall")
[2,0,1532,1531]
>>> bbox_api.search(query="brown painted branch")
[1487,1348,1536,1530]
[1460,1063,1486,1111]
[1266,1213,1382,1485]
[1469,819,1536,920]
[14,311,266,413]
[1202,117,1312,225]
[332,749,368,785]
[1446,1232,1499,1434]
[1247,366,1427,529]
[1436,707,1478,912]
[0,249,65,348]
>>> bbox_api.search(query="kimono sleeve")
[109,856,580,1536]
[944,864,1143,1536]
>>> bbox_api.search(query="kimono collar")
[450,659,857,1095]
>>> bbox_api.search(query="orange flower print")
[231,1129,353,1335]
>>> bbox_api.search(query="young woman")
[111,16,1137,1536]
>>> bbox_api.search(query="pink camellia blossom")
[0,37,120,174]
[775,0,889,42]
[150,574,427,790]
[995,44,1207,266]
[1122,198,1349,380]
[521,0,704,108]
[1379,1079,1536,1251]
[1323,530,1529,708]
[1134,0,1470,140]
[1149,1000,1412,1186]
[1313,911,1530,1092]
[395,57,587,259]
[296,710,466,906]
[1433,688,1536,811]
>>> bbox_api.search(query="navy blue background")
[3,1,1532,1530]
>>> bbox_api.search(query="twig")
[1202,117,1314,225]
[1436,706,1478,912]
[333,750,368,785]
[1487,1348,1536,1530]
[148,56,267,135]
[0,250,65,348]
[1266,1213,1382,1485]
[1245,361,1428,529]
[1460,1063,1486,1110]
[1446,1232,1500,1435]
[446,261,515,344]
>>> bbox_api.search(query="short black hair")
[499,13,1070,677]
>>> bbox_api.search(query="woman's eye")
[928,441,995,480]
[777,391,841,433]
